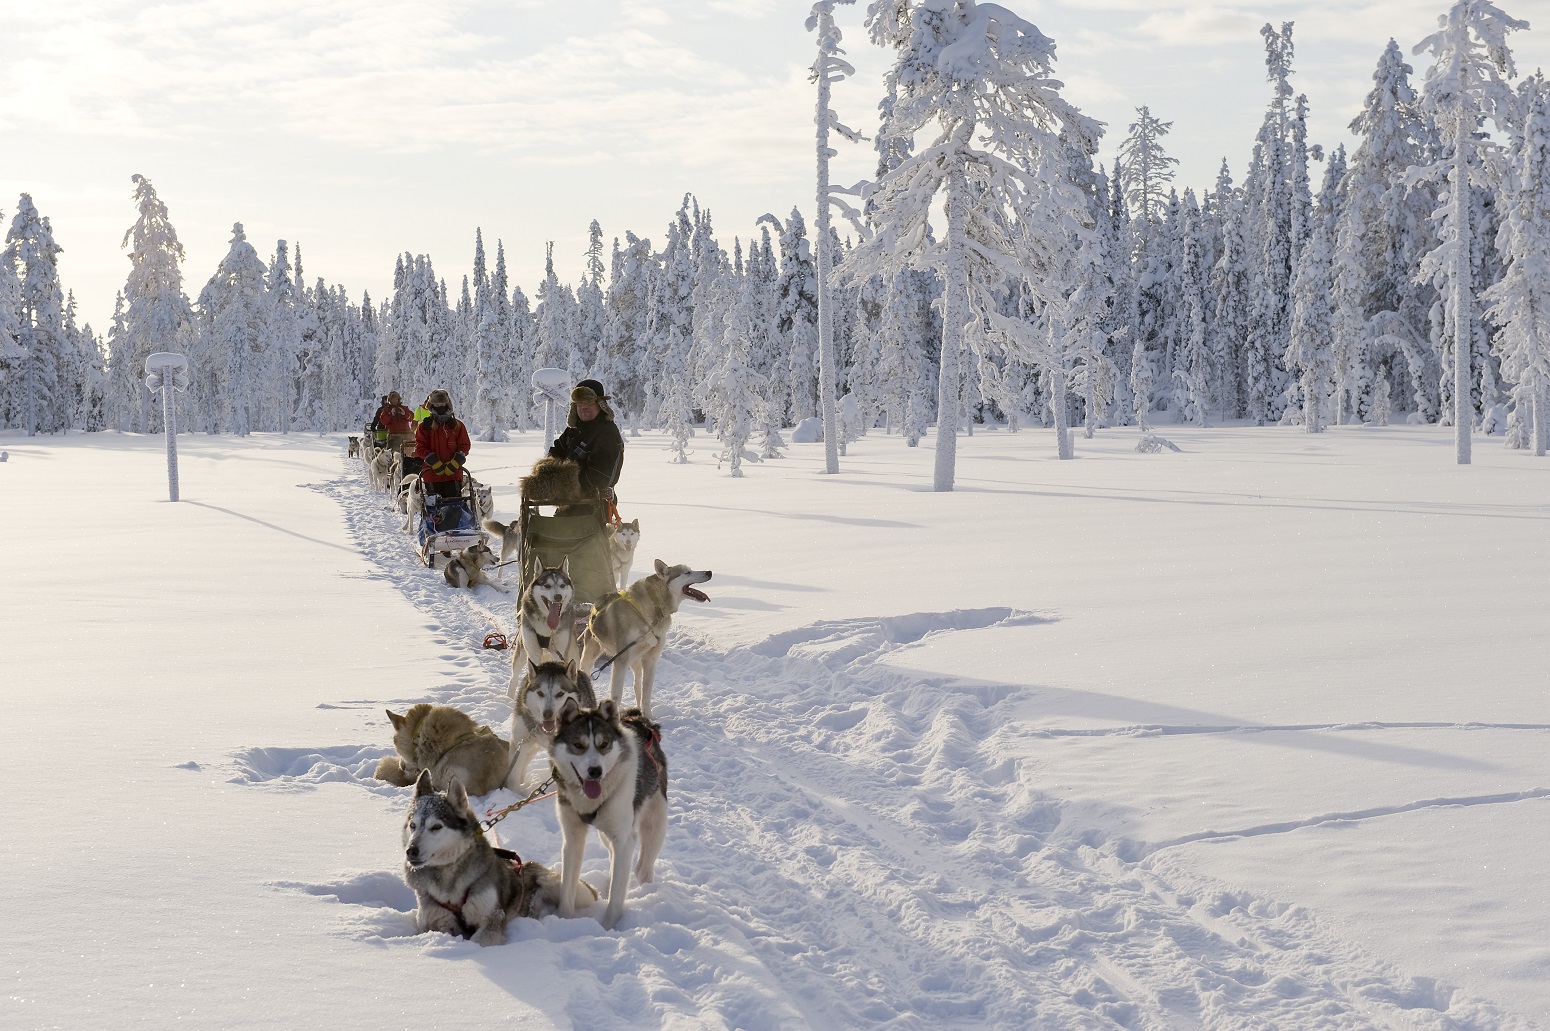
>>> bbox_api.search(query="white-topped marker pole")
[144,352,190,502]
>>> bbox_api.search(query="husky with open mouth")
[579,560,711,720]
[507,658,597,790]
[548,699,667,930]
[507,556,588,697]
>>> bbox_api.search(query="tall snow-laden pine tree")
[1484,77,1550,455]
[110,175,194,433]
[860,0,1101,487]
[772,208,819,425]
[1333,40,1436,424]
[1287,146,1347,432]
[197,224,270,436]
[3,194,67,435]
[654,201,697,461]
[1412,0,1528,463]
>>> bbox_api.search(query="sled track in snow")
[250,466,1532,1030]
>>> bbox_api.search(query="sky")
[5,0,1550,334]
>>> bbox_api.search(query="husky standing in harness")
[548,699,667,930]
[580,560,712,720]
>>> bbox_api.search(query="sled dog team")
[376,530,712,941]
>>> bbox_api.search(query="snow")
[5,424,1549,1029]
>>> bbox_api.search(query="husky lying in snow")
[443,542,508,592]
[374,704,510,797]
[402,771,594,945]
[507,659,597,790]
[606,518,641,590]
[580,560,711,719]
[548,699,667,930]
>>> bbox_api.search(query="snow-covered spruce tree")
[1287,145,1347,432]
[1412,0,1528,464]
[1484,77,1550,456]
[687,207,730,408]
[109,175,194,433]
[196,224,270,436]
[653,201,697,461]
[575,220,607,376]
[534,242,578,377]
[771,208,819,425]
[1118,106,1179,228]
[705,272,760,476]
[1241,22,1302,426]
[267,241,304,431]
[469,229,508,442]
[1172,189,1211,425]
[507,283,538,430]
[598,232,655,432]
[1333,40,1437,424]
[1208,161,1251,419]
[745,226,788,457]
[3,194,68,435]
[858,0,1101,488]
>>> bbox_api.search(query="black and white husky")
[506,659,597,791]
[401,770,592,946]
[548,699,668,930]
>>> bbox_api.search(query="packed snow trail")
[236,468,1529,1030]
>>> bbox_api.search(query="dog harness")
[435,849,527,939]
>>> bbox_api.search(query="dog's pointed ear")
[530,554,542,579]
[598,699,618,722]
[526,659,541,679]
[560,555,571,576]
[629,519,639,531]
[387,709,406,730]
[447,778,468,809]
[653,558,666,576]
[413,769,434,797]
[565,656,579,680]
[559,696,580,723]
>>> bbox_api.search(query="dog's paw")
[373,756,414,786]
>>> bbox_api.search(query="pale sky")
[5,0,1550,334]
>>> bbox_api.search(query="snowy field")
[4,423,1548,1030]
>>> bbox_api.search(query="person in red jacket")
[414,389,471,509]
[379,391,415,453]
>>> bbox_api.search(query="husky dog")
[507,659,598,790]
[399,475,426,530]
[374,704,511,797]
[510,556,584,675]
[606,518,641,590]
[548,699,667,930]
[467,476,495,527]
[521,457,586,506]
[365,447,396,492]
[580,560,712,719]
[347,435,362,458]
[402,771,593,945]
[443,542,508,592]
[481,517,522,566]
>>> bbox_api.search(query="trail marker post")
[144,352,190,502]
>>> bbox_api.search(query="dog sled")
[414,475,487,568]
[513,461,617,607]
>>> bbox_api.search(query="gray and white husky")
[401,770,593,946]
[579,560,712,720]
[506,659,597,791]
[508,556,588,691]
[548,699,668,930]
[606,518,641,590]
[443,542,508,592]
[481,517,522,566]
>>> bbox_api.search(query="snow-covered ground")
[4,423,1547,1030]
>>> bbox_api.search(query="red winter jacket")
[380,403,414,434]
[415,418,471,483]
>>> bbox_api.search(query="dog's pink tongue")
[582,779,602,800]
[547,600,561,631]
